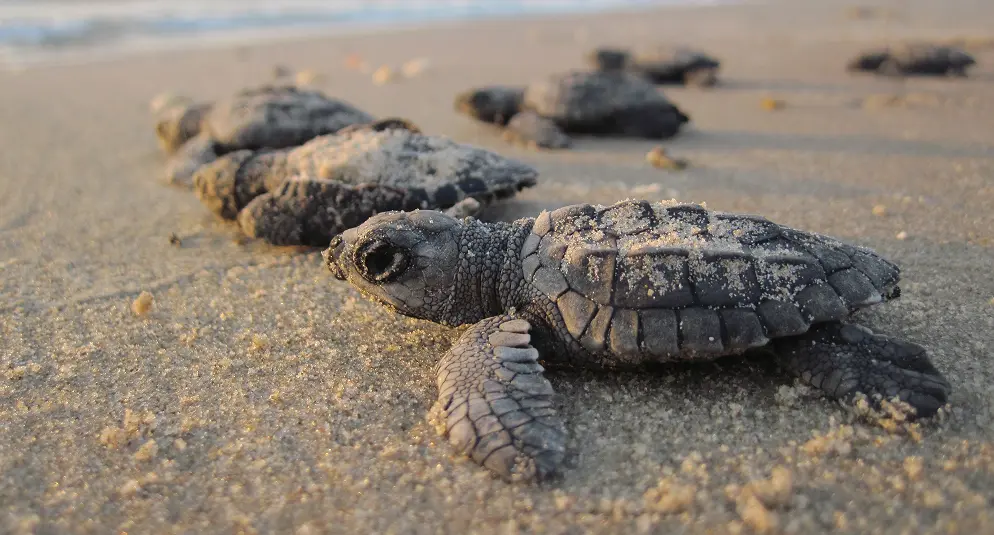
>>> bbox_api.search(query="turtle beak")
[323,235,348,281]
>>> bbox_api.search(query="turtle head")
[454,86,525,126]
[152,98,210,154]
[324,210,473,325]
[586,47,631,71]
[847,51,889,72]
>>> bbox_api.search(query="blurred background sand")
[2,0,994,533]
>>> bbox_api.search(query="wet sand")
[2,0,994,533]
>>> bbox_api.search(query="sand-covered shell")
[154,85,375,155]
[519,200,900,359]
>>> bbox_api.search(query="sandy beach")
[2,0,994,533]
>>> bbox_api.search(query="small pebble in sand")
[896,231,908,240]
[119,479,141,497]
[747,466,794,508]
[872,204,888,216]
[372,65,397,85]
[252,333,270,350]
[736,493,778,534]
[646,146,688,170]
[168,233,181,246]
[401,58,429,78]
[903,456,924,481]
[760,97,785,111]
[344,53,365,70]
[295,69,324,86]
[132,291,154,316]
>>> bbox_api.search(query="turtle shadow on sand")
[714,78,862,95]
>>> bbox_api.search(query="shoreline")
[0,0,736,71]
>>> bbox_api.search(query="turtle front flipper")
[434,315,566,482]
[503,111,573,150]
[441,197,482,219]
[773,323,950,418]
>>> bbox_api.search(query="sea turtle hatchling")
[455,70,689,150]
[847,44,977,77]
[151,85,375,187]
[587,45,722,87]
[193,118,537,246]
[324,199,951,481]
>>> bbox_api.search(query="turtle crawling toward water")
[151,85,375,186]
[847,44,976,77]
[588,46,721,87]
[193,118,537,246]
[324,199,951,481]
[455,71,689,150]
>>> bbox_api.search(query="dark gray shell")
[272,126,537,204]
[203,85,375,150]
[632,47,719,70]
[848,44,976,75]
[521,71,689,138]
[519,200,900,359]
[589,46,720,84]
[193,123,538,223]
[524,71,671,125]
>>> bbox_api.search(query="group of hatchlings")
[150,41,972,482]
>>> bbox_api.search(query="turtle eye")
[355,240,409,283]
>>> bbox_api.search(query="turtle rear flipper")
[773,323,950,417]
[683,67,719,88]
[433,315,566,482]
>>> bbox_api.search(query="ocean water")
[0,0,728,68]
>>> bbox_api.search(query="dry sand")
[2,0,994,533]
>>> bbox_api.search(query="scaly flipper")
[774,323,950,417]
[503,111,573,150]
[441,198,482,219]
[434,316,566,482]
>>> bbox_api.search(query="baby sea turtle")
[455,71,689,150]
[152,85,375,187]
[193,119,537,247]
[588,46,721,87]
[324,199,951,481]
[847,44,977,77]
